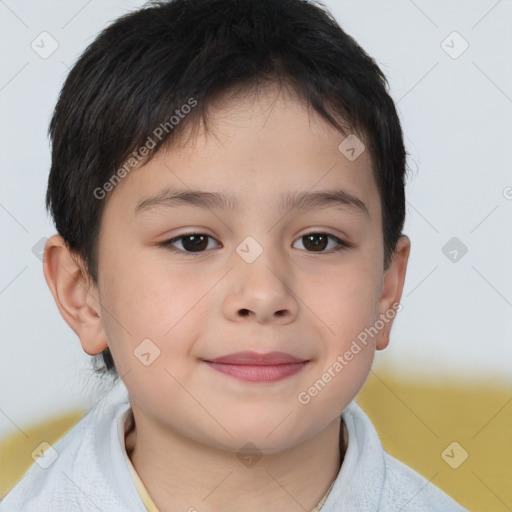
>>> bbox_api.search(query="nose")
[222,244,300,325]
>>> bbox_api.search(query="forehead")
[103,85,380,224]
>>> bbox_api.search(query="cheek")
[100,246,180,329]
[97,250,213,375]
[316,262,382,345]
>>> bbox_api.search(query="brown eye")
[303,234,328,251]
[164,234,218,253]
[163,232,347,255]
[180,235,209,252]
[293,233,347,253]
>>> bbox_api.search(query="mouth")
[202,351,310,383]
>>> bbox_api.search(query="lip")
[204,351,306,365]
[202,351,309,383]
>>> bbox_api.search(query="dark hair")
[46,0,408,377]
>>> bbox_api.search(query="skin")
[43,84,410,512]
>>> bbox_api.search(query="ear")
[375,235,411,350]
[42,234,108,356]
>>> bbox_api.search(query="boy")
[1,0,468,510]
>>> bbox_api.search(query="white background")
[0,0,511,439]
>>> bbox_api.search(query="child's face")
[86,86,408,453]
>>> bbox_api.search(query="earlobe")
[42,234,108,356]
[376,235,411,350]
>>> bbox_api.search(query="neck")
[124,407,346,512]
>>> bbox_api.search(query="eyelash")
[160,232,349,255]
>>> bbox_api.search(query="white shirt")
[0,379,468,511]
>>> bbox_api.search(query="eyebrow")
[135,186,369,217]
